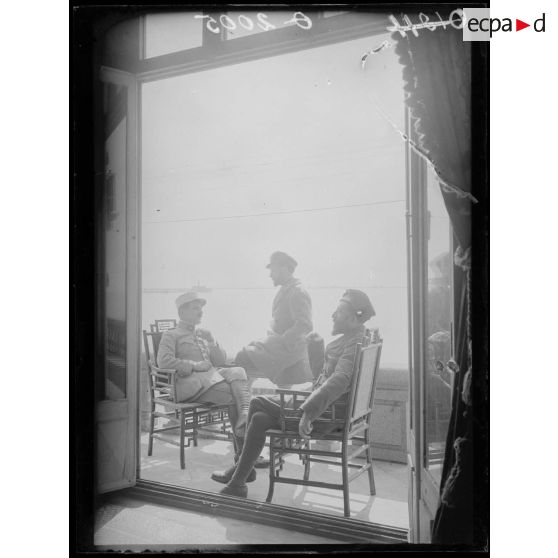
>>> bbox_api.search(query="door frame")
[405,106,458,542]
[406,106,428,542]
[93,9,411,541]
[96,66,141,494]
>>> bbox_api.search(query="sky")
[139,22,410,367]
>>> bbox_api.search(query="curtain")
[392,10,477,545]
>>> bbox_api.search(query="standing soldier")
[236,251,314,387]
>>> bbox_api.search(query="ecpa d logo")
[462,9,546,40]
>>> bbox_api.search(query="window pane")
[139,31,409,528]
[141,34,407,369]
[102,82,128,400]
[144,12,203,58]
[424,166,453,481]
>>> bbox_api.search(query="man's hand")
[193,360,212,372]
[197,328,216,345]
[298,412,313,439]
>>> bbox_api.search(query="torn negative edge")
[361,40,393,69]
[367,92,478,203]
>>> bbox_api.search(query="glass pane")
[140,29,409,530]
[102,81,127,400]
[424,166,453,481]
[144,12,203,58]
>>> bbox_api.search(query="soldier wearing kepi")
[212,289,376,497]
[157,292,252,437]
[236,251,313,386]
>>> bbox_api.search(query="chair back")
[346,341,383,427]
[143,330,164,365]
[150,319,177,333]
[143,330,177,401]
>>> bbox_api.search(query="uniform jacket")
[243,277,313,381]
[300,325,369,424]
[157,321,227,402]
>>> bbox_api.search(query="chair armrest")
[149,363,178,375]
[275,389,313,431]
[275,388,312,397]
[276,389,312,411]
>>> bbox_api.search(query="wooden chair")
[142,329,236,469]
[265,338,383,518]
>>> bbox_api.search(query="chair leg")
[303,440,310,481]
[266,439,276,503]
[365,429,376,495]
[179,409,186,470]
[193,413,198,447]
[221,410,228,435]
[342,442,350,518]
[148,405,155,456]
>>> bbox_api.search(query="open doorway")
[138,11,409,531]
[86,5,483,547]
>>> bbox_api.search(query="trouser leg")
[228,397,281,486]
[235,349,257,372]
[217,366,252,438]
[194,382,239,444]
[235,348,270,382]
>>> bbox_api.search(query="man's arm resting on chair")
[298,336,359,424]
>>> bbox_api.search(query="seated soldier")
[157,292,251,438]
[211,289,376,497]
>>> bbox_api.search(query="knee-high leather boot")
[211,430,258,485]
[229,379,251,437]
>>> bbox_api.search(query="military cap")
[340,289,375,322]
[175,291,207,310]
[265,251,298,270]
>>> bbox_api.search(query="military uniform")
[300,325,368,429]
[238,277,313,385]
[242,324,369,435]
[158,291,252,437]
[212,289,377,494]
[157,321,246,402]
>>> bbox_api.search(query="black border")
[72,1,489,554]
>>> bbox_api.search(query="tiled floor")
[94,494,342,548]
[139,430,409,530]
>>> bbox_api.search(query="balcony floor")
[139,430,409,531]
[94,493,342,547]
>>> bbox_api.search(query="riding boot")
[229,379,251,437]
[234,436,245,461]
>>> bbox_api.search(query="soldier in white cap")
[235,251,314,386]
[157,292,251,437]
[211,289,376,497]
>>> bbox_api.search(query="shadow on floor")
[139,432,409,529]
